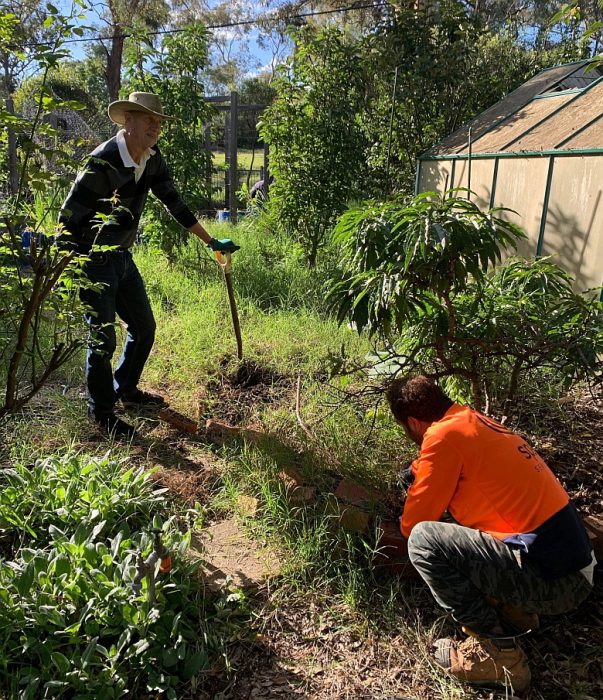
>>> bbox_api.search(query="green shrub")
[260,25,367,267]
[0,452,242,698]
[328,193,602,409]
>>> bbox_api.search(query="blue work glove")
[208,237,240,253]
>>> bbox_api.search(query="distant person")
[60,92,240,438]
[249,175,274,200]
[386,375,595,693]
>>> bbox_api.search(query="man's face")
[396,417,423,446]
[125,111,164,149]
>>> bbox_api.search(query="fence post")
[262,142,270,200]
[229,90,238,225]
[224,111,230,210]
[203,123,212,212]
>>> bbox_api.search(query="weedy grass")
[135,222,367,416]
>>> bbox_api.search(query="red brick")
[237,495,259,517]
[278,466,305,489]
[159,407,198,434]
[339,506,370,534]
[584,515,603,560]
[204,419,242,444]
[377,520,408,555]
[335,478,380,507]
[287,485,317,506]
[372,519,420,579]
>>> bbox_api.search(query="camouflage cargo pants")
[407,521,593,636]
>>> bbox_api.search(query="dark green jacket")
[59,136,196,251]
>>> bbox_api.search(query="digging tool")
[215,251,243,360]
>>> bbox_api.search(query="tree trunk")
[106,28,125,102]
[2,54,19,194]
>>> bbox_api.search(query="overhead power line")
[20,1,391,49]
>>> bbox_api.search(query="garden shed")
[416,60,603,292]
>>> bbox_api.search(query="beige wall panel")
[428,63,585,156]
[469,95,572,154]
[541,157,603,290]
[418,160,453,194]
[562,115,603,149]
[452,159,495,209]
[509,81,603,152]
[492,158,551,258]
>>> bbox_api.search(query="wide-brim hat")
[108,92,176,125]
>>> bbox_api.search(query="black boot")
[91,411,137,439]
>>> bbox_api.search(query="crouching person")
[386,375,595,693]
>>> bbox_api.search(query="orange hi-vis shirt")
[400,404,570,540]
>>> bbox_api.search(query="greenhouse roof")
[422,60,603,160]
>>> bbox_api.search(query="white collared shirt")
[116,129,155,183]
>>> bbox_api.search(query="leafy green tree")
[13,57,109,123]
[0,4,96,418]
[260,25,367,267]
[123,22,212,252]
[328,194,603,410]
[90,0,169,101]
[1,0,67,193]
[359,1,581,196]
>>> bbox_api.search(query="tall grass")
[134,219,368,413]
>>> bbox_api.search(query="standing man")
[60,92,239,437]
[386,375,595,693]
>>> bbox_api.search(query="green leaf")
[50,651,70,674]
[81,637,98,665]
[182,649,209,680]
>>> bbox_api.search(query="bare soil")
[203,358,292,426]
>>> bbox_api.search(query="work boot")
[92,411,137,439]
[434,634,531,692]
[120,388,166,409]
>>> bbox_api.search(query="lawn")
[211,149,265,170]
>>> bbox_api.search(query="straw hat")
[108,92,176,125]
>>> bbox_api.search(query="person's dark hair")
[386,375,453,423]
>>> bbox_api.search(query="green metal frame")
[537,157,555,257]
[414,159,421,196]
[533,88,583,99]
[420,147,603,161]
[489,158,499,209]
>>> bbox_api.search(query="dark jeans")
[407,521,593,636]
[80,250,156,415]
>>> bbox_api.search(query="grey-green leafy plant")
[328,193,602,410]
[0,451,244,698]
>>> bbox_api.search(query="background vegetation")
[0,0,602,697]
